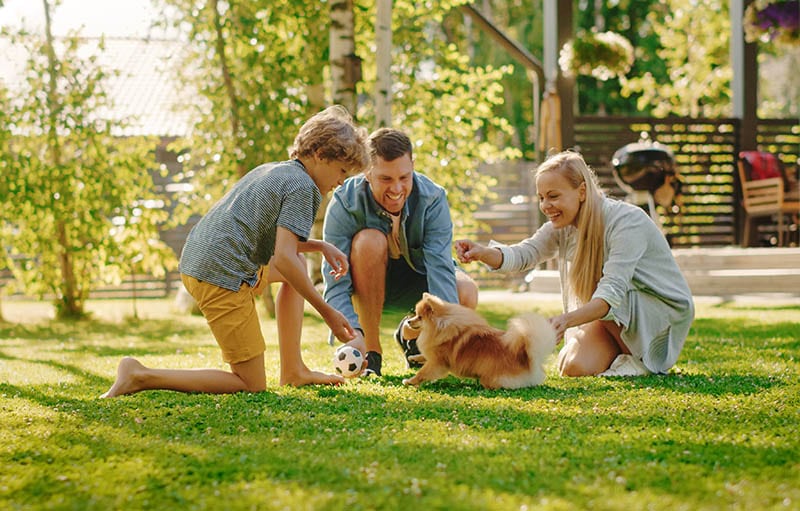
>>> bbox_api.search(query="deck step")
[519,248,800,298]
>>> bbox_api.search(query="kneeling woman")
[456,151,694,376]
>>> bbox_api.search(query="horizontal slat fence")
[573,116,740,247]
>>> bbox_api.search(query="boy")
[102,106,370,397]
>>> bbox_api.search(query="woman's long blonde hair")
[536,151,605,304]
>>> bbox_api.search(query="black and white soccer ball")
[333,345,364,378]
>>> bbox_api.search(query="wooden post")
[556,1,575,151]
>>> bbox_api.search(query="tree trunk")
[330,0,359,114]
[311,0,360,290]
[375,0,392,127]
[43,0,83,319]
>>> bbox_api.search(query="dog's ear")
[416,293,434,317]
[423,293,445,314]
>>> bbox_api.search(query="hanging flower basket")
[744,0,799,46]
[558,30,634,81]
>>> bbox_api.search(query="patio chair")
[737,151,800,247]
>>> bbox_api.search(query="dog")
[401,293,557,389]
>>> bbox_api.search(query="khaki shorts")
[181,269,267,364]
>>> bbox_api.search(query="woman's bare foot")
[100,357,146,398]
[280,367,344,387]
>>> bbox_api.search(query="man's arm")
[419,192,459,303]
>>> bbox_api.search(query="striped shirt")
[179,160,322,292]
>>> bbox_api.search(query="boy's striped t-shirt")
[179,160,322,292]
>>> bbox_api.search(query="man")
[323,128,478,376]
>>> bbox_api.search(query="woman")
[455,151,694,377]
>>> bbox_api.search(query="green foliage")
[2,26,174,319]
[559,30,634,81]
[355,0,521,237]
[155,0,517,239]
[573,0,668,116]
[620,0,733,118]
[0,296,798,510]
[154,0,331,226]
[441,0,545,159]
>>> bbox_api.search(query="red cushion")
[740,151,782,180]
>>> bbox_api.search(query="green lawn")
[1,294,798,511]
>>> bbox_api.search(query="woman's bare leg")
[557,320,623,377]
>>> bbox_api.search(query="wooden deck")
[516,247,800,298]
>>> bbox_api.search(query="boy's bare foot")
[280,367,345,387]
[100,357,145,398]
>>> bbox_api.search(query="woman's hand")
[454,239,502,269]
[548,313,570,341]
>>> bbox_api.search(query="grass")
[0,294,798,511]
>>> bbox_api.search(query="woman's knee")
[557,344,597,377]
[557,333,617,377]
[456,275,479,309]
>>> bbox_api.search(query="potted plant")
[744,0,799,45]
[558,30,635,81]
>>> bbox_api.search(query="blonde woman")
[455,151,694,377]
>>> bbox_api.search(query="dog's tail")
[507,313,557,363]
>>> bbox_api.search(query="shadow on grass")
[0,351,110,389]
[3,377,797,510]
[0,317,207,342]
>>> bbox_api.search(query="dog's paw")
[407,354,426,364]
[402,378,417,386]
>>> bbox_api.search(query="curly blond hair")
[290,105,371,173]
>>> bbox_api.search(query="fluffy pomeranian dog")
[402,293,557,389]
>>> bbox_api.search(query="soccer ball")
[333,345,364,378]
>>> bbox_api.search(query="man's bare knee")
[352,229,388,254]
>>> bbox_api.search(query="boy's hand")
[321,242,349,281]
[324,307,356,342]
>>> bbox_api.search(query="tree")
[353,0,520,238]
[158,0,518,248]
[0,82,12,323]
[156,0,330,222]
[441,0,545,159]
[2,1,173,319]
[621,0,733,117]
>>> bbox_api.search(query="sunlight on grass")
[1,295,798,510]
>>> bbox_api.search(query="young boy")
[102,105,370,397]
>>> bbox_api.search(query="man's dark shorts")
[384,257,428,314]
